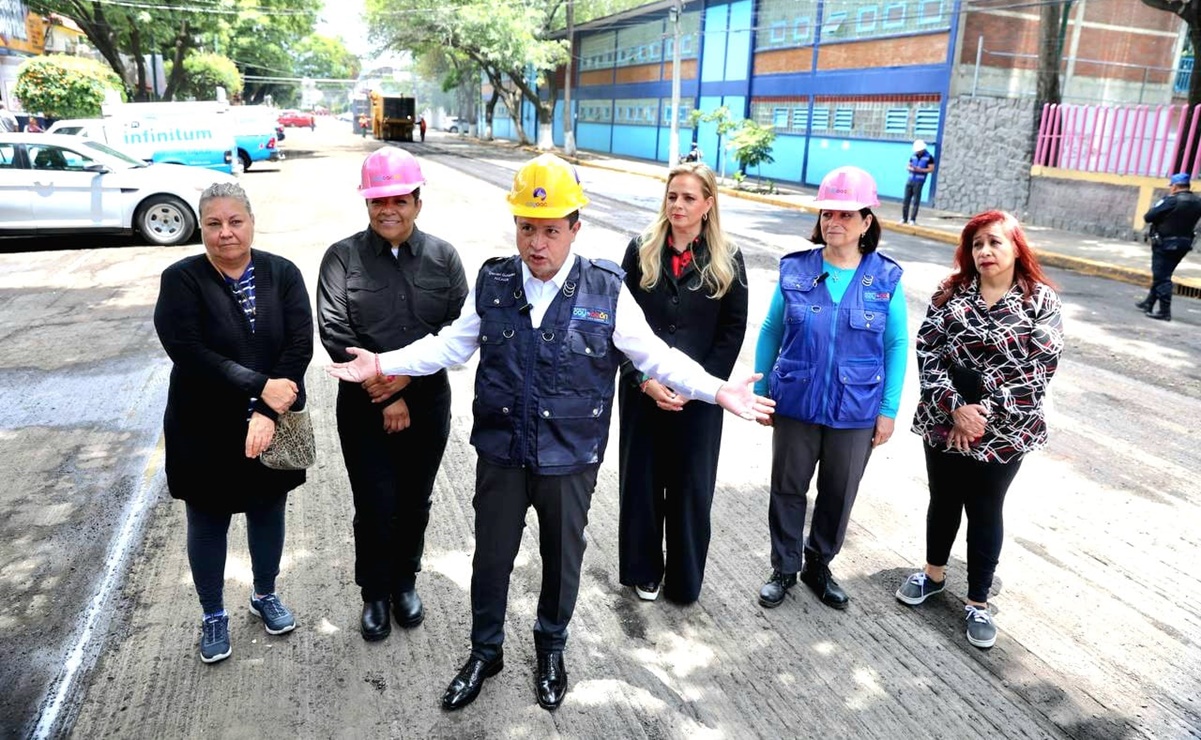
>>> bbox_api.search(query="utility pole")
[564,0,576,156]
[668,0,683,165]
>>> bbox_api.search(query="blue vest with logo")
[470,255,624,475]
[908,151,934,184]
[770,248,903,429]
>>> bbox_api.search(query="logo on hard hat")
[533,187,547,200]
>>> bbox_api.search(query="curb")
[568,155,1201,296]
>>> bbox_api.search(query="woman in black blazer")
[617,163,748,604]
[154,182,313,664]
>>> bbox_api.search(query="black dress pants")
[768,416,874,574]
[1150,244,1190,301]
[617,384,723,603]
[335,381,450,602]
[923,443,1024,603]
[469,458,597,661]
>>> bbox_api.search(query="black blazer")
[154,250,314,511]
[619,235,748,386]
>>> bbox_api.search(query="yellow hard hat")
[506,153,590,219]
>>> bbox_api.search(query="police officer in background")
[327,153,774,713]
[1140,172,1201,321]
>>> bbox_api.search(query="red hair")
[932,210,1055,307]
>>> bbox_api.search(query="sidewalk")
[565,149,1201,298]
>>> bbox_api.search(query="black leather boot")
[361,600,391,641]
[1147,297,1172,321]
[1135,292,1155,311]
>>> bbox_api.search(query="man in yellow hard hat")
[327,153,774,712]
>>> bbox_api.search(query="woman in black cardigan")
[154,182,313,664]
[617,163,748,604]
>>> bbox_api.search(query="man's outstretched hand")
[715,372,775,422]
[326,347,381,384]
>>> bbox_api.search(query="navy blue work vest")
[770,248,902,429]
[470,255,625,475]
[908,151,934,184]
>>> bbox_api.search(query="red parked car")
[278,109,315,129]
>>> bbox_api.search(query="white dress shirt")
[377,252,723,404]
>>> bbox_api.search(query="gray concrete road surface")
[1,128,1198,739]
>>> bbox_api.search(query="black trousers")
[186,495,287,615]
[902,181,926,221]
[923,444,1024,604]
[768,417,874,573]
[469,458,597,661]
[335,382,450,602]
[1150,244,1190,302]
[617,384,724,603]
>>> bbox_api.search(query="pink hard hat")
[358,147,424,199]
[812,166,879,211]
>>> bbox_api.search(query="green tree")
[28,0,320,103]
[366,0,569,146]
[13,56,125,118]
[689,106,742,179]
[168,53,244,101]
[728,120,776,190]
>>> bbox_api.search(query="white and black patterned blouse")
[910,278,1064,463]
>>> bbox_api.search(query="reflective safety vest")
[908,151,934,184]
[770,248,902,429]
[470,255,624,475]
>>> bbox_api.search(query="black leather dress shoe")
[801,563,849,610]
[361,600,391,641]
[442,652,504,711]
[535,650,568,710]
[393,590,424,628]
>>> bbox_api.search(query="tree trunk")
[161,21,191,102]
[1035,1,1065,131]
[484,88,499,141]
[130,28,149,102]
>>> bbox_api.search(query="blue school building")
[486,0,959,203]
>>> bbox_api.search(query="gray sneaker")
[896,572,945,605]
[200,614,231,664]
[965,605,997,648]
[249,593,296,635]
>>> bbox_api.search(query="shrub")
[13,56,125,118]
[169,53,243,101]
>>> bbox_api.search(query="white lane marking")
[33,437,165,740]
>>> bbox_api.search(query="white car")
[0,132,236,246]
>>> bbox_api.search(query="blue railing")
[1175,56,1194,95]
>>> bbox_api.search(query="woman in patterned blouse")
[895,210,1064,650]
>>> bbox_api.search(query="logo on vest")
[572,306,611,324]
[863,290,891,302]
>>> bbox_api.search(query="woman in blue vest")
[754,166,909,611]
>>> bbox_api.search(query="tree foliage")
[13,55,125,118]
[728,120,776,187]
[1141,0,1201,107]
[366,0,569,144]
[168,53,244,101]
[27,0,324,104]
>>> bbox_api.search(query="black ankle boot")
[1135,293,1155,311]
[1147,298,1172,321]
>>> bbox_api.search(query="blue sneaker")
[896,572,946,606]
[200,614,231,664]
[249,593,296,635]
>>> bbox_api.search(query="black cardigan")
[154,250,314,512]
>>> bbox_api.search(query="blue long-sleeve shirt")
[754,259,909,418]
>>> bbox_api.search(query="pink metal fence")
[1034,103,1201,178]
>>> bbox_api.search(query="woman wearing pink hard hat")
[753,165,910,611]
[316,147,469,641]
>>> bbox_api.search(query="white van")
[49,101,240,174]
